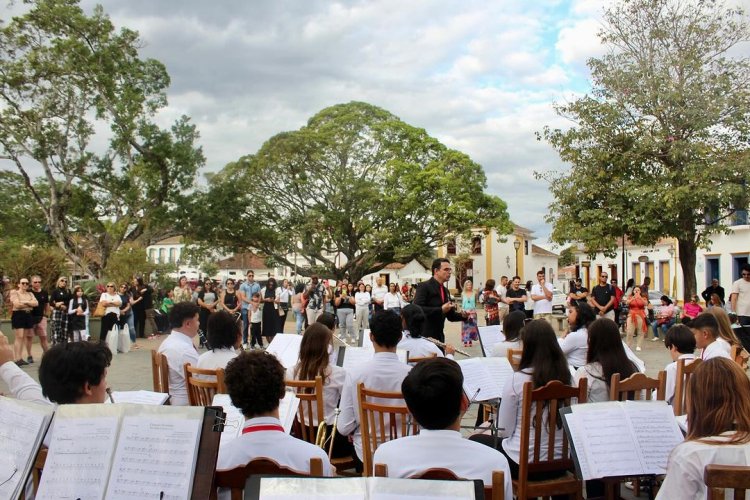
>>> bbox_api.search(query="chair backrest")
[184,363,226,406]
[704,464,750,500]
[30,446,48,496]
[374,463,505,500]
[609,371,667,402]
[211,457,324,500]
[151,349,169,394]
[517,379,587,481]
[357,382,418,477]
[285,376,325,445]
[507,348,522,371]
[673,358,702,416]
[407,353,437,364]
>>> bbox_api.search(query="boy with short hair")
[690,313,732,361]
[662,325,696,404]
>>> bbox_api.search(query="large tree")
[185,102,511,281]
[539,0,750,299]
[0,0,203,276]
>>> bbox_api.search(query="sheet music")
[106,414,202,500]
[457,357,511,401]
[266,334,304,369]
[211,394,244,445]
[570,403,639,479]
[105,390,169,405]
[477,325,505,356]
[340,347,375,371]
[624,401,683,474]
[279,390,301,434]
[676,414,688,433]
[361,329,372,349]
[257,477,476,499]
[0,397,54,500]
[36,411,121,500]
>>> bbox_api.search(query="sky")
[6,0,750,247]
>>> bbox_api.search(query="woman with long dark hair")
[261,278,279,343]
[559,302,597,369]
[481,279,502,326]
[288,323,352,457]
[491,310,525,358]
[397,304,455,361]
[68,285,90,342]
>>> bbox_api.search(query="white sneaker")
[624,481,634,490]
[242,343,248,350]
[651,337,659,342]
[636,346,642,351]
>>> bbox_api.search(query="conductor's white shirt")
[656,432,750,500]
[373,429,513,499]
[337,351,412,460]
[157,329,199,406]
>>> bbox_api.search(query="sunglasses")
[20,281,29,285]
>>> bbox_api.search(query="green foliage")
[101,244,156,285]
[0,242,68,291]
[0,0,203,276]
[183,102,512,281]
[0,172,52,245]
[537,0,750,297]
[558,247,577,268]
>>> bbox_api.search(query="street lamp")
[667,246,675,297]
[513,240,521,278]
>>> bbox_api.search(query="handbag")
[117,324,132,353]
[93,301,106,318]
[106,324,119,356]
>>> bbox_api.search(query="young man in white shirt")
[661,324,696,404]
[216,350,333,474]
[371,277,388,312]
[337,310,412,470]
[730,264,750,326]
[373,357,512,498]
[531,270,554,322]
[690,313,732,361]
[157,302,201,406]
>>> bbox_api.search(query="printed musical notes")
[266,334,304,369]
[457,357,513,401]
[477,326,505,356]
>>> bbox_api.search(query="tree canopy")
[538,0,750,298]
[0,0,203,277]
[185,101,511,281]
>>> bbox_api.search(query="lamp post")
[513,240,521,278]
[667,246,675,297]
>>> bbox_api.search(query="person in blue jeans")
[292,283,306,335]
[239,270,261,347]
[651,295,676,341]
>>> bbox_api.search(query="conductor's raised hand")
[441,301,455,314]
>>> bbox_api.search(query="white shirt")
[157,329,199,406]
[623,341,646,372]
[731,277,750,316]
[250,304,262,323]
[397,333,454,364]
[99,292,122,316]
[287,364,347,425]
[197,347,238,373]
[371,285,388,304]
[337,352,412,460]
[663,353,696,405]
[701,339,732,361]
[558,327,588,368]
[574,363,610,404]
[491,339,522,359]
[276,287,291,303]
[497,369,566,464]
[354,291,371,308]
[531,283,554,314]
[216,416,333,499]
[495,285,507,299]
[373,429,513,498]
[0,361,48,406]
[656,432,750,500]
[383,292,403,310]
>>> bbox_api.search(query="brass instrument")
[315,408,340,458]
[425,337,471,357]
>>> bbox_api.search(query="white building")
[360,259,431,286]
[146,236,185,265]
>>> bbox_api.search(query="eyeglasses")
[20,282,29,285]
[106,285,115,288]
[32,281,41,284]
[743,273,750,277]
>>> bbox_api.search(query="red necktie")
[440,285,445,303]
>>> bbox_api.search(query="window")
[471,236,482,255]
[148,249,156,263]
[158,248,166,264]
[524,240,529,256]
[446,238,457,256]
[732,209,748,226]
[169,248,176,263]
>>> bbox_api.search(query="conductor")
[413,258,467,344]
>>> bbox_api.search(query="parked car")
[552,288,567,312]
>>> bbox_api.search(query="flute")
[425,337,471,357]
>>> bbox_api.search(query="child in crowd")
[249,292,263,349]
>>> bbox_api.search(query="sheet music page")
[457,358,501,401]
[361,329,372,349]
[624,401,684,474]
[266,334,304,369]
[570,402,641,480]
[675,414,688,434]
[0,397,54,500]
[105,390,169,405]
[36,405,123,500]
[211,394,244,445]
[279,390,302,434]
[369,477,477,499]
[259,476,365,499]
[483,357,513,394]
[105,406,204,500]
[341,347,375,371]
[478,325,505,356]
[562,410,592,480]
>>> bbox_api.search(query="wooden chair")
[507,348,522,371]
[673,358,702,416]
[210,457,324,500]
[704,464,750,500]
[357,382,419,477]
[285,376,324,445]
[25,446,48,499]
[407,353,437,364]
[184,363,226,406]
[513,379,586,500]
[151,349,169,394]
[374,463,506,500]
[608,371,667,498]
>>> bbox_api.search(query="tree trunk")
[678,237,697,302]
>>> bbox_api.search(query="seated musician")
[661,324,696,404]
[0,331,111,406]
[216,350,333,474]
[373,357,512,498]
[657,358,750,499]
[690,313,732,361]
[337,310,412,471]
[397,304,455,361]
